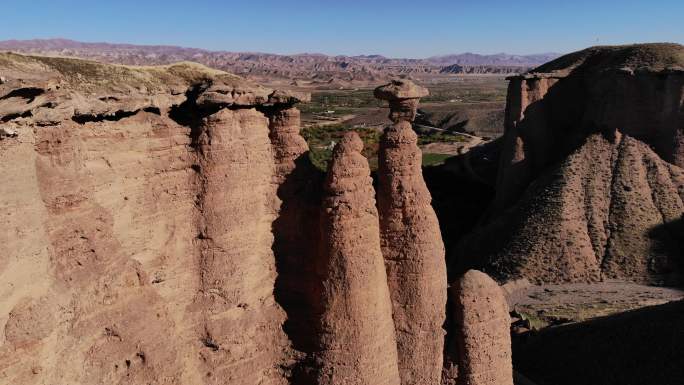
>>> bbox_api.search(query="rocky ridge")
[0,39,559,84]
[455,43,684,285]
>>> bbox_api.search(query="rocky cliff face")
[457,44,684,285]
[0,53,312,384]
[497,44,684,210]
[193,107,290,385]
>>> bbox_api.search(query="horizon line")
[0,37,567,61]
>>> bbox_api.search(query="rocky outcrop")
[0,52,306,384]
[495,43,684,211]
[457,44,684,285]
[375,80,447,385]
[264,92,327,381]
[374,79,429,123]
[193,107,291,385]
[315,132,401,385]
[452,270,513,385]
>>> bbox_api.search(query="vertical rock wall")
[267,104,325,382]
[193,108,291,385]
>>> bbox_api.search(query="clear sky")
[2,0,683,58]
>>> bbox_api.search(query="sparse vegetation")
[422,153,453,166]
[421,78,507,104]
[417,131,467,145]
[302,124,380,170]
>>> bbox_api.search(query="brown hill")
[453,44,684,285]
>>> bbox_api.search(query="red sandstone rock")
[193,107,291,385]
[0,53,294,384]
[452,270,513,385]
[265,101,327,383]
[496,44,684,211]
[315,132,401,385]
[375,82,447,385]
[458,44,684,285]
[459,130,684,285]
[374,79,429,123]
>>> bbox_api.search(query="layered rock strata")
[375,80,447,385]
[315,132,401,385]
[374,79,429,123]
[452,270,513,385]
[0,53,308,384]
[457,44,684,285]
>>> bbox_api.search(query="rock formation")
[496,44,684,211]
[456,44,684,285]
[193,106,290,385]
[374,79,429,123]
[7,42,684,385]
[452,270,513,385]
[264,91,327,381]
[315,132,401,385]
[0,52,306,384]
[375,80,447,385]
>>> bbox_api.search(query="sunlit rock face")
[0,53,307,385]
[314,132,402,385]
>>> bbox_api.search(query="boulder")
[374,79,429,123]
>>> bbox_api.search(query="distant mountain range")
[0,38,561,85]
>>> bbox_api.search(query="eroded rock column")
[374,79,448,385]
[452,270,513,385]
[315,132,401,385]
[265,91,327,381]
[193,107,290,385]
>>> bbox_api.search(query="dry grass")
[533,43,684,74]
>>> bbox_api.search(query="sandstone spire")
[452,270,513,385]
[266,92,310,177]
[264,90,325,381]
[375,79,448,385]
[315,131,401,385]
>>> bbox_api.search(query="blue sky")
[2,0,683,57]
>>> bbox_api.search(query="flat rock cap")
[268,89,311,105]
[374,79,429,100]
